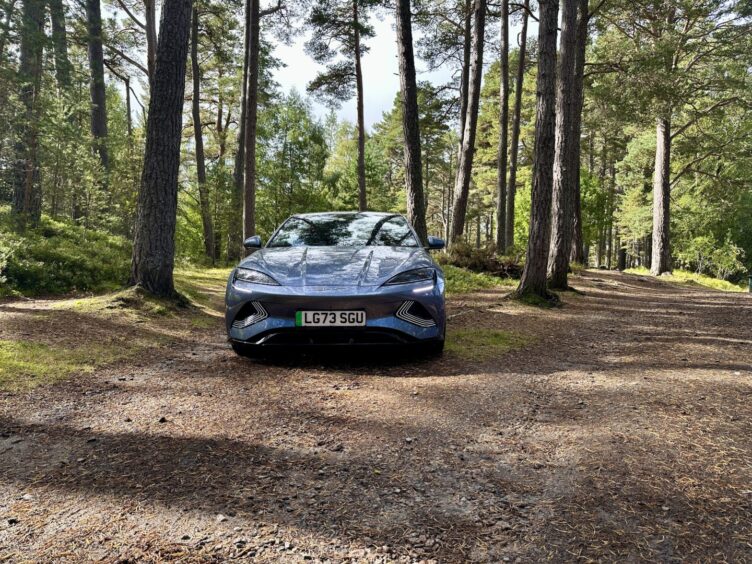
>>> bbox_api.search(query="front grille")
[251,328,415,346]
[232,301,268,329]
[395,301,436,328]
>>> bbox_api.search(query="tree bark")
[353,0,367,211]
[125,77,132,136]
[651,115,672,275]
[458,0,472,147]
[86,0,109,172]
[505,0,528,252]
[48,0,72,89]
[513,0,559,300]
[450,0,486,243]
[229,0,252,261]
[191,7,215,262]
[617,236,627,270]
[568,0,588,264]
[243,0,260,245]
[144,0,157,85]
[547,0,578,289]
[395,0,427,245]
[495,0,509,251]
[12,0,44,223]
[130,0,193,297]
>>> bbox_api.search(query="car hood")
[237,246,434,287]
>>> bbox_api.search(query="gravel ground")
[1,270,751,562]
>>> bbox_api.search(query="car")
[225,211,446,357]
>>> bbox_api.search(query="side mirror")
[427,236,445,251]
[243,235,263,249]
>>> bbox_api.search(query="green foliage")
[0,208,130,295]
[304,0,380,107]
[442,264,516,295]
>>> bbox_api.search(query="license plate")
[295,310,366,327]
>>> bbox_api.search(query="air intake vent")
[396,301,436,328]
[232,301,268,329]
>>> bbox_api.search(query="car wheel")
[423,339,445,357]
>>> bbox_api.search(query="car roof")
[291,211,402,219]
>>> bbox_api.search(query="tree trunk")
[243,0,260,244]
[145,0,157,85]
[229,0,252,261]
[12,0,44,223]
[86,0,109,172]
[450,0,486,243]
[606,162,615,269]
[617,236,627,270]
[125,77,132,136]
[353,0,367,211]
[458,0,472,146]
[547,0,578,289]
[395,0,428,244]
[651,115,672,275]
[596,139,606,267]
[495,0,509,251]
[48,0,71,89]
[505,0,528,252]
[513,0,559,300]
[568,0,588,264]
[191,7,215,262]
[445,149,453,241]
[130,0,193,297]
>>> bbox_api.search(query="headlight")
[384,267,435,286]
[234,268,279,286]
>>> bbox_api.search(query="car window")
[268,214,420,248]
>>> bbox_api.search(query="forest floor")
[1,270,751,562]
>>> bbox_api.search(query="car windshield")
[267,214,420,248]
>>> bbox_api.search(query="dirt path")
[1,271,751,562]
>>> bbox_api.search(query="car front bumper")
[225,277,445,346]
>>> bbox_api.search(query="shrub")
[437,242,522,279]
[0,210,131,295]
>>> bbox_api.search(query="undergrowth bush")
[0,209,131,296]
[436,242,522,279]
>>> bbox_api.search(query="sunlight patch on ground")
[0,270,232,391]
[446,329,532,361]
[0,339,137,391]
[624,267,746,293]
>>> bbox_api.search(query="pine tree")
[305,0,378,211]
[131,0,194,297]
[396,0,428,244]
[513,0,559,301]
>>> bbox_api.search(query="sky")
[271,13,457,130]
[271,11,529,131]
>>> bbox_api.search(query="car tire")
[423,339,445,357]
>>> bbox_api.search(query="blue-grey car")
[225,212,446,357]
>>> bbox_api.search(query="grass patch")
[443,265,516,296]
[0,339,140,391]
[511,290,561,308]
[446,329,532,361]
[175,267,232,313]
[569,262,586,275]
[625,267,746,293]
[0,267,231,392]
